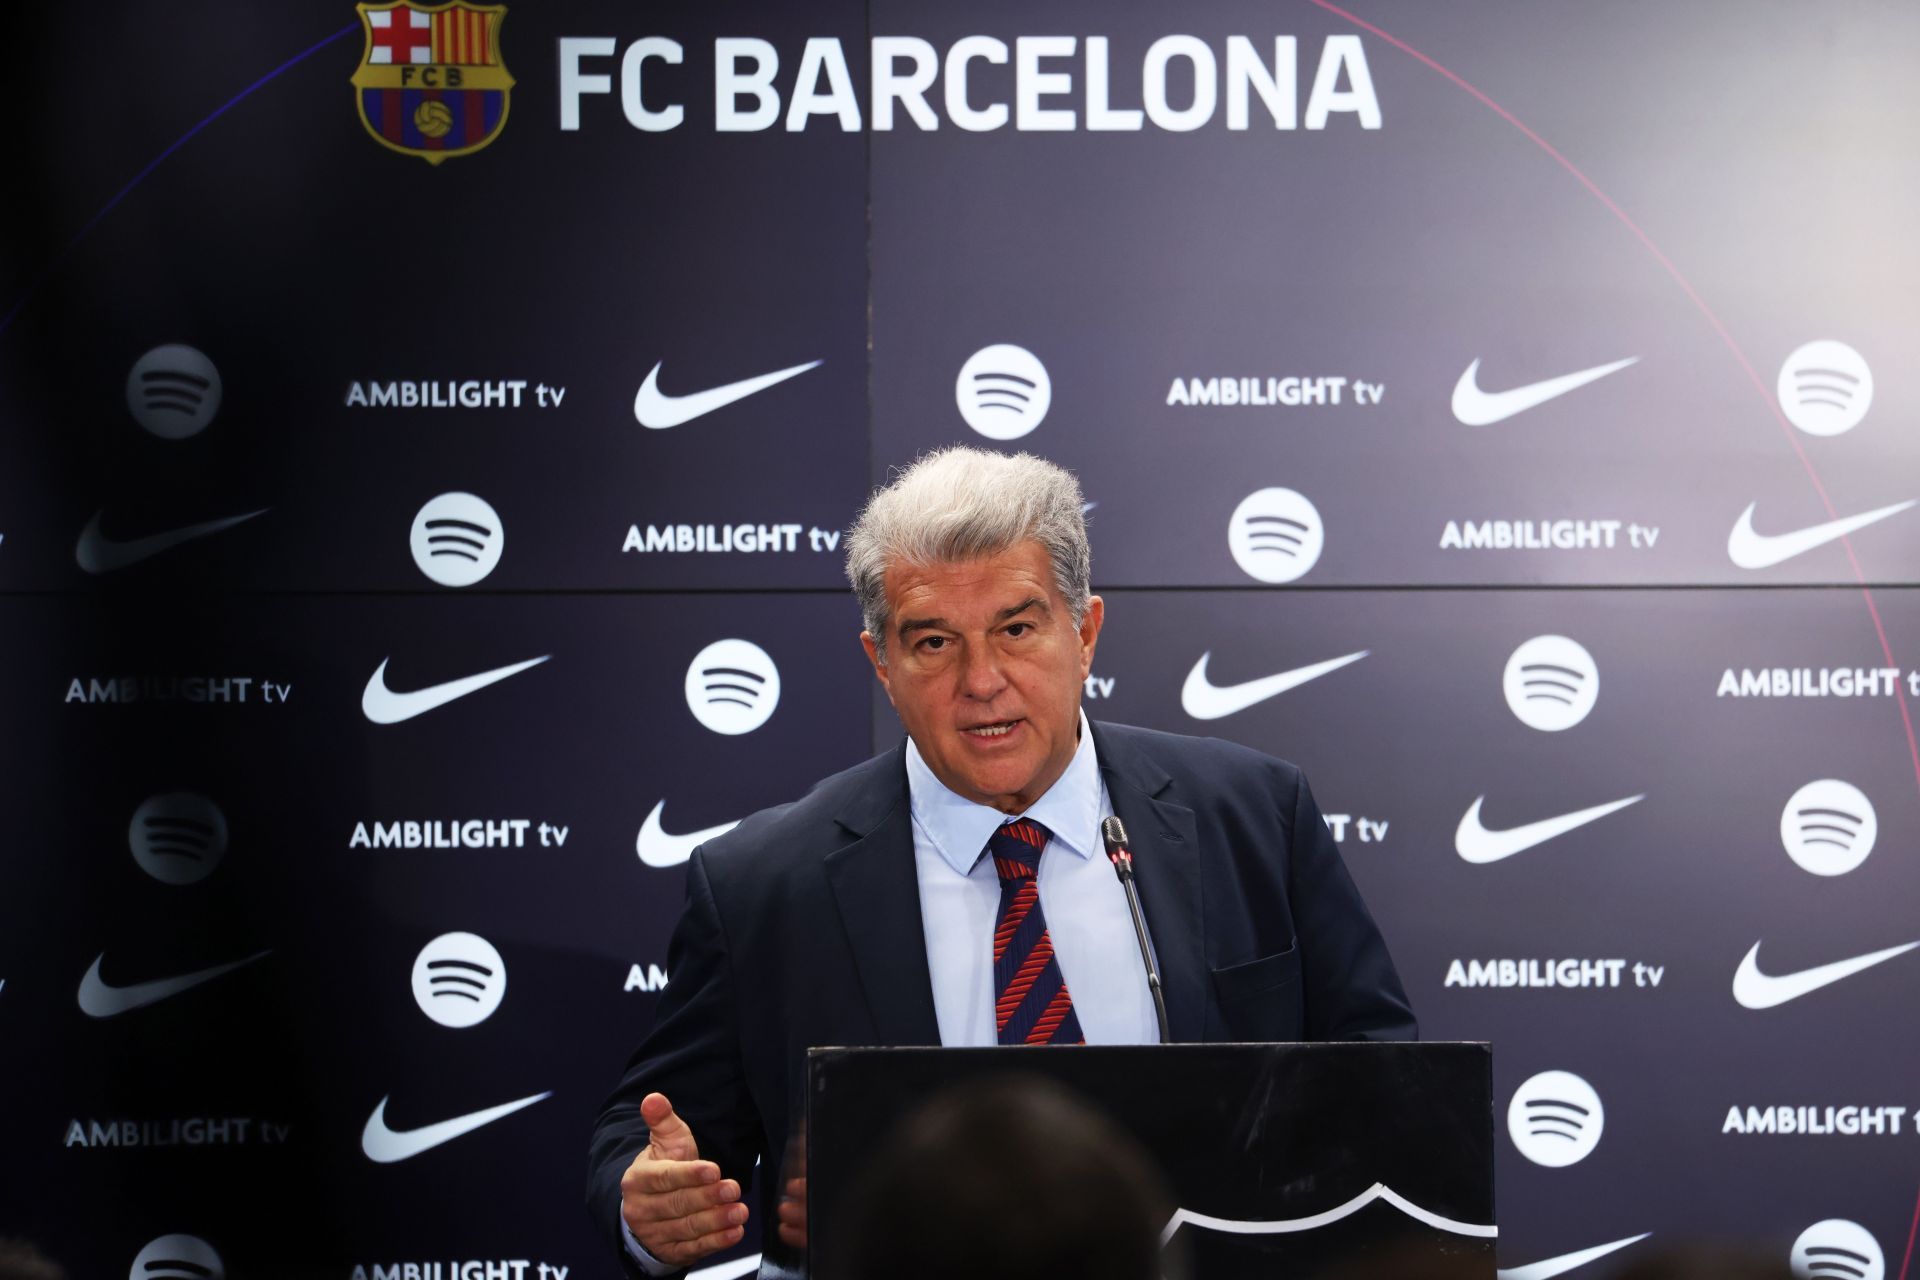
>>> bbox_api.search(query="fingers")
[621,1168,749,1265]
[654,1223,748,1266]
[619,1100,751,1266]
[655,1178,740,1225]
[777,1175,808,1248]
[634,1188,746,1241]
[677,1197,750,1242]
[623,1156,722,1197]
[640,1092,699,1161]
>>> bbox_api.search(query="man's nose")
[958,641,1008,699]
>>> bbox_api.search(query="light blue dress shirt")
[907,710,1159,1046]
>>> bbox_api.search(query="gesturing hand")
[619,1093,748,1267]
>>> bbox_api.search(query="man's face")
[861,540,1103,815]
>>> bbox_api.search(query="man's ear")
[859,631,895,705]
[1077,595,1105,679]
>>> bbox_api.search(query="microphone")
[1101,816,1171,1044]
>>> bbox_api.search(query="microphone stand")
[1101,816,1171,1044]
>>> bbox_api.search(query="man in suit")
[587,447,1415,1276]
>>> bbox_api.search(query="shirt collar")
[906,710,1102,876]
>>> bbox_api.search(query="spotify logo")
[410,492,504,587]
[1507,1069,1604,1167]
[129,792,228,885]
[1502,635,1599,731]
[126,345,222,439]
[1778,340,1873,437]
[1780,779,1876,877]
[956,344,1051,439]
[411,931,507,1028]
[1227,488,1324,584]
[130,1234,224,1280]
[1791,1221,1883,1280]
[684,639,780,735]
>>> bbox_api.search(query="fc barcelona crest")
[351,2,513,164]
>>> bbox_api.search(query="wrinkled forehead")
[882,542,1060,620]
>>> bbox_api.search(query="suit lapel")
[823,750,941,1046]
[1094,723,1208,1043]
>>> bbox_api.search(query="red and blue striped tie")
[988,818,1085,1045]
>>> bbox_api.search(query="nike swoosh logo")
[1455,793,1645,864]
[1727,499,1916,569]
[1498,1234,1651,1280]
[1180,650,1368,720]
[360,1091,551,1163]
[636,800,741,868]
[1451,356,1638,426]
[77,950,272,1017]
[361,655,550,724]
[1731,939,1920,1009]
[75,508,269,574]
[633,359,822,429]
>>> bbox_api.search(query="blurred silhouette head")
[0,1238,64,1280]
[843,1073,1177,1280]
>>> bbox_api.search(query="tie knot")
[987,818,1052,882]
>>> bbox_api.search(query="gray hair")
[846,447,1091,661]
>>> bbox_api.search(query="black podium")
[806,1042,1493,1279]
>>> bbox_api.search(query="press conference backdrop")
[3,1,1917,1277]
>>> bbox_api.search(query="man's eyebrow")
[994,597,1048,623]
[895,597,1048,639]
[896,615,944,639]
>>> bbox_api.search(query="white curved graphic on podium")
[1160,1182,1496,1244]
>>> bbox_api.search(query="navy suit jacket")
[585,720,1416,1275]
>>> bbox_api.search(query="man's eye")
[919,636,947,652]
[1004,623,1031,638]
